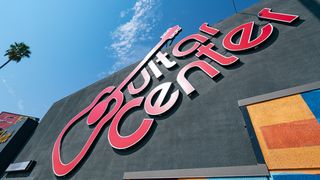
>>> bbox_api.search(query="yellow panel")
[264,146,320,169]
[247,94,314,127]
[247,94,320,170]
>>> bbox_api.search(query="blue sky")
[0,0,258,119]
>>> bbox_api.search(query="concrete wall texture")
[4,0,320,179]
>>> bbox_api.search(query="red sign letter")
[177,60,220,95]
[172,34,208,57]
[196,43,239,66]
[222,21,273,51]
[258,8,299,24]
[144,82,180,116]
[108,97,154,149]
[128,68,151,95]
[199,23,219,36]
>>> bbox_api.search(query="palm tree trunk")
[0,60,11,69]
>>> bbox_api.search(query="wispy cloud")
[1,77,16,97]
[17,99,25,113]
[1,77,25,113]
[97,71,108,79]
[107,0,161,75]
[119,10,129,18]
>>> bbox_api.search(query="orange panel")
[261,119,320,149]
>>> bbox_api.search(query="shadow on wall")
[298,0,320,22]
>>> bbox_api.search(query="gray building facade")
[3,0,320,179]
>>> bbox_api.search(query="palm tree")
[0,42,31,69]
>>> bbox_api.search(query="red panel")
[0,112,21,130]
[261,119,320,149]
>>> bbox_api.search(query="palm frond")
[4,42,31,62]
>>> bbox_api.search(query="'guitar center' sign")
[52,8,299,176]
